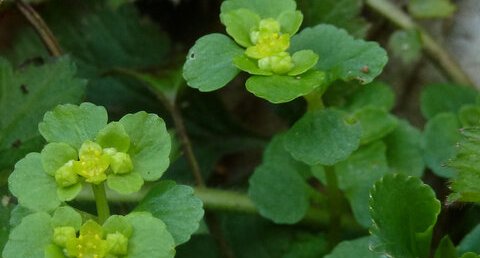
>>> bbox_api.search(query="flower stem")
[92,183,110,224]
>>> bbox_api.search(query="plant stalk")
[91,183,110,224]
[365,0,474,86]
[15,0,63,57]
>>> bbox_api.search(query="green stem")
[91,183,110,224]
[365,0,474,86]
[304,88,325,112]
[325,166,343,249]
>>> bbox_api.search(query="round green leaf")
[41,142,78,176]
[39,102,108,149]
[135,181,204,245]
[345,81,395,112]
[291,24,388,84]
[369,174,441,258]
[246,70,326,103]
[221,0,296,19]
[233,55,273,75]
[107,172,144,194]
[248,134,310,224]
[183,33,243,92]
[3,212,53,258]
[9,153,60,212]
[126,212,176,258]
[57,183,82,201]
[422,113,461,178]
[284,109,361,166]
[119,112,171,181]
[288,50,319,76]
[51,206,82,230]
[325,237,383,258]
[277,10,303,36]
[352,106,398,145]
[220,8,260,47]
[96,122,130,152]
[103,215,133,237]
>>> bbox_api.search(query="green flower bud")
[66,220,108,258]
[258,18,280,33]
[74,141,110,184]
[106,232,129,255]
[246,32,290,59]
[53,226,76,247]
[258,52,294,74]
[55,160,80,187]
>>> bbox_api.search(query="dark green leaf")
[459,224,480,255]
[353,107,398,145]
[345,81,395,112]
[420,84,478,120]
[434,236,457,258]
[325,236,382,258]
[459,105,480,127]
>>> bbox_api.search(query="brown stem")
[15,0,62,57]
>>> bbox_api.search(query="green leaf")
[298,0,369,38]
[420,84,478,120]
[221,0,297,19]
[289,50,319,76]
[39,102,108,149]
[233,55,273,75]
[9,153,60,212]
[388,29,423,64]
[103,215,133,237]
[459,105,480,127]
[56,183,82,202]
[408,0,456,19]
[220,9,260,47]
[422,113,461,178]
[2,212,53,258]
[51,206,82,230]
[370,174,441,258]
[119,112,171,181]
[325,236,382,258]
[126,212,176,258]
[107,172,144,195]
[284,109,361,166]
[135,181,204,245]
[291,24,388,84]
[183,33,243,92]
[434,236,457,258]
[277,10,303,36]
[41,143,77,176]
[384,120,425,177]
[461,253,480,258]
[249,134,310,224]
[448,128,480,203]
[458,224,480,255]
[0,57,85,170]
[352,106,398,145]
[0,201,13,253]
[246,70,326,103]
[335,142,389,227]
[345,81,395,112]
[95,122,130,152]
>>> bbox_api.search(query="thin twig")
[15,0,62,57]
[365,0,474,86]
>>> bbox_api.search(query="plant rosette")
[2,206,175,258]
[8,102,171,212]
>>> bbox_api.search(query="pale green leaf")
[51,206,82,230]
[41,143,77,176]
[277,10,303,35]
[289,50,319,76]
[107,172,144,195]
[233,55,273,75]
[221,0,297,19]
[220,8,260,47]
[95,122,130,153]
[409,0,456,19]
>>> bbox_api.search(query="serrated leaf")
[39,102,108,149]
[135,181,204,245]
[346,81,396,111]
[8,153,60,212]
[388,29,423,64]
[384,120,425,177]
[434,236,457,258]
[420,84,478,120]
[353,106,398,145]
[245,70,326,103]
[249,134,310,224]
[2,212,53,258]
[0,57,85,170]
[422,113,461,178]
[290,24,388,84]
[183,34,243,92]
[221,0,297,19]
[325,236,382,258]
[370,174,441,258]
[126,212,176,258]
[408,0,456,19]
[335,141,389,227]
[119,112,171,181]
[284,109,361,166]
